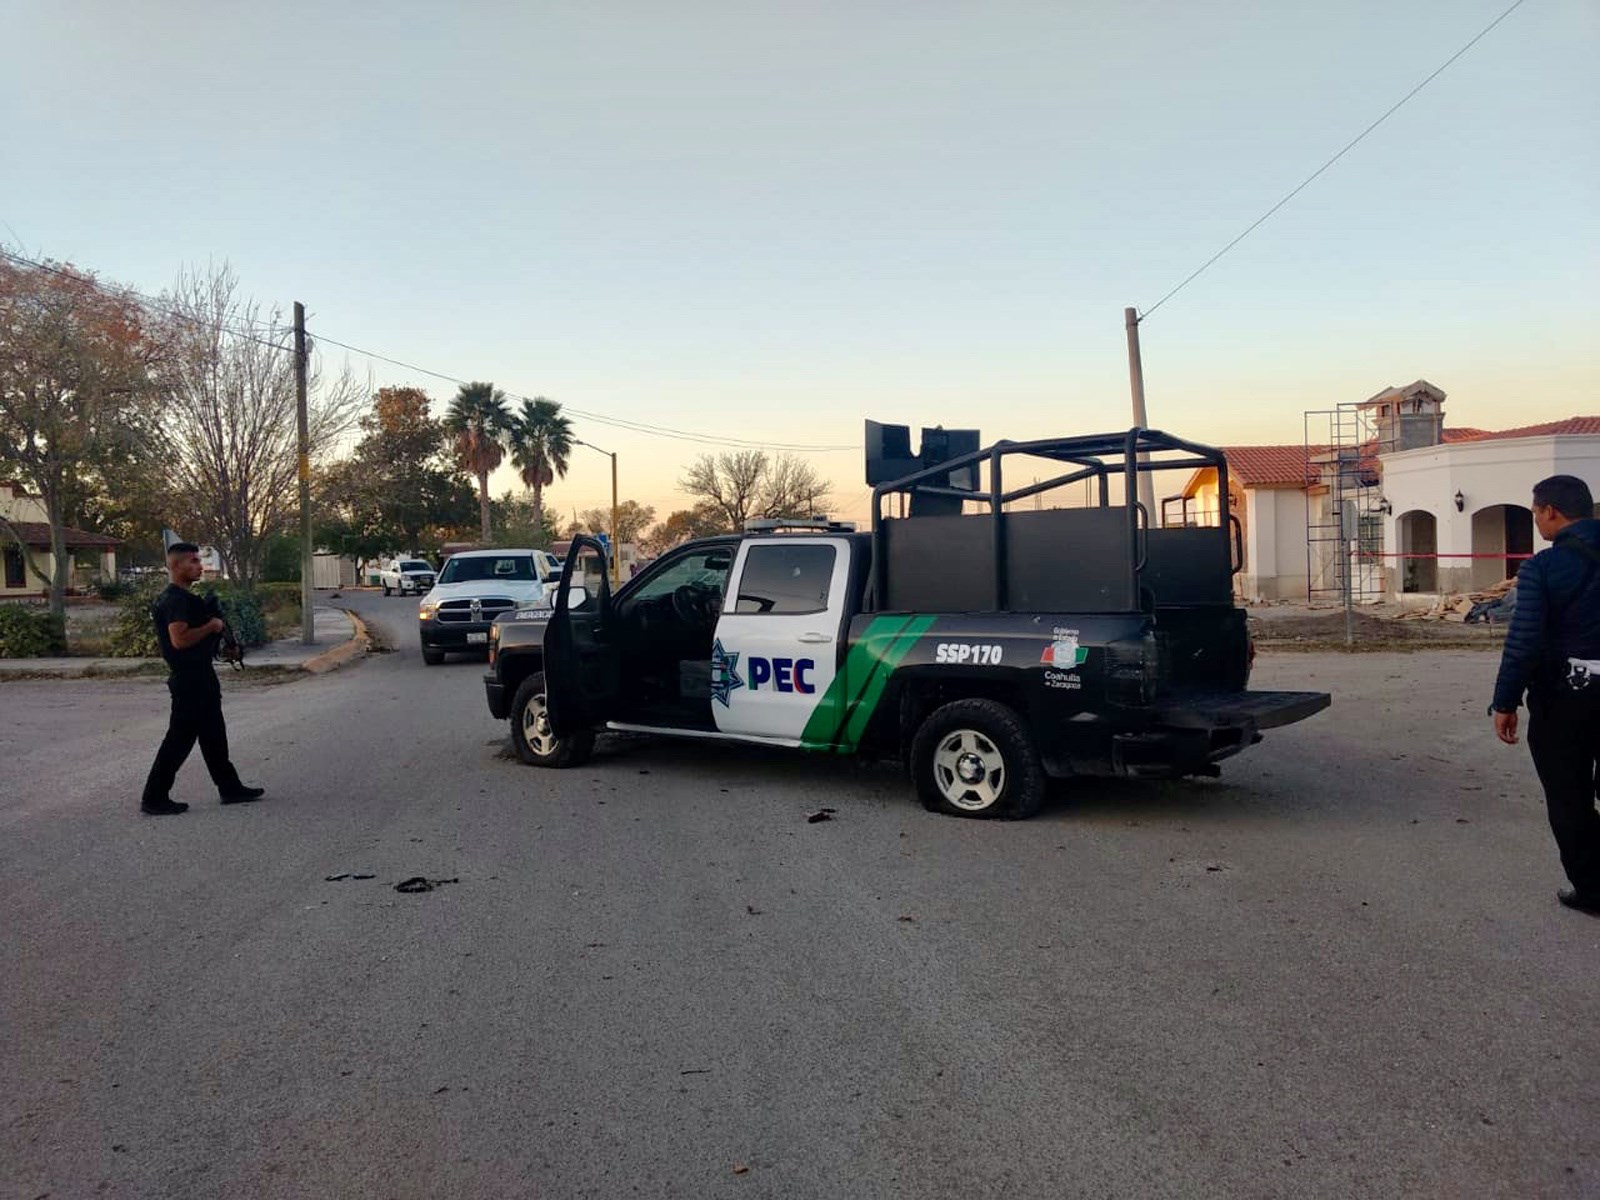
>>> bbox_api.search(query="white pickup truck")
[418,548,562,665]
[379,557,438,596]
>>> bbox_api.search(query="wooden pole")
[610,451,620,584]
[295,302,314,645]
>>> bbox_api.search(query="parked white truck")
[379,557,438,596]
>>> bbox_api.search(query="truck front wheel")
[911,698,1044,819]
[510,672,594,769]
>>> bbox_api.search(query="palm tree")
[509,397,574,543]
[444,381,512,543]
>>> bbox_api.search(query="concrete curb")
[301,608,370,675]
[0,609,371,681]
[0,661,164,681]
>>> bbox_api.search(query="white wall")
[1240,487,1309,601]
[1379,435,1600,596]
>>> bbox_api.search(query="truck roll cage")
[866,428,1238,614]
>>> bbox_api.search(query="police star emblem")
[709,639,744,707]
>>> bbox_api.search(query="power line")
[308,329,858,453]
[4,242,857,453]
[0,246,293,351]
[1141,0,1531,320]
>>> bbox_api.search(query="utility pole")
[294,302,314,645]
[1124,306,1156,519]
[575,439,622,585]
[610,451,621,585]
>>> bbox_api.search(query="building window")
[4,544,26,589]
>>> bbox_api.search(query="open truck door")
[543,537,619,737]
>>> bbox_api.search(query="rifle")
[203,592,246,669]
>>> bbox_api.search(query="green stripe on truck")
[801,614,937,753]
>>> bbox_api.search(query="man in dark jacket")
[139,543,265,816]
[1490,476,1600,914]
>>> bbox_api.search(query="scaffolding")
[1303,404,1393,607]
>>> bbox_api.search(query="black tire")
[910,698,1045,819]
[421,645,445,666]
[510,672,594,768]
[383,582,391,596]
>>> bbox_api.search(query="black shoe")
[140,799,189,816]
[220,785,265,805]
[1557,888,1600,916]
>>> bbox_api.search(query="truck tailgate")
[1155,689,1330,730]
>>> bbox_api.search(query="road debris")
[1391,577,1515,623]
[806,807,837,824]
[324,873,376,882]
[394,876,459,894]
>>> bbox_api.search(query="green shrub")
[261,535,303,583]
[107,579,293,657]
[108,577,166,657]
[257,581,303,610]
[194,583,270,648]
[0,605,67,658]
[95,579,133,602]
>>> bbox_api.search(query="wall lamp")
[1377,497,1393,515]
[1454,490,1465,513]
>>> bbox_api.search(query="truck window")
[626,547,733,605]
[438,556,535,584]
[734,544,836,615]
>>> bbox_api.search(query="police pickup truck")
[483,429,1329,818]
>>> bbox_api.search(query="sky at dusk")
[5,0,1596,524]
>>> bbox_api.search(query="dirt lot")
[1248,603,1508,651]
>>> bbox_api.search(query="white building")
[1170,446,1313,603]
[1379,414,1600,596]
[1174,382,1600,602]
[2,482,122,599]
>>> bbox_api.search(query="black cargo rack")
[866,428,1236,614]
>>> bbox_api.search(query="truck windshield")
[402,561,432,572]
[438,556,536,584]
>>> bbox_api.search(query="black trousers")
[141,668,243,804]
[1527,686,1600,895]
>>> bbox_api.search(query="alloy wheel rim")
[932,729,1005,810]
[522,693,556,756]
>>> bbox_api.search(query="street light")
[573,438,621,584]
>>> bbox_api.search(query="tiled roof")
[3,521,122,548]
[1443,417,1600,443]
[1219,416,1600,491]
[1219,445,1323,487]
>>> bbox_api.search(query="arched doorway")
[1397,510,1437,593]
[1471,504,1533,590]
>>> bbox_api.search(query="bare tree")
[679,450,770,531]
[759,453,831,519]
[155,264,365,587]
[680,450,832,530]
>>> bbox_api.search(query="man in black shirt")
[139,542,265,816]
[1490,475,1600,915]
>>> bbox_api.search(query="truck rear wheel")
[911,698,1044,819]
[511,672,594,769]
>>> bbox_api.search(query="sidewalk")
[0,605,366,680]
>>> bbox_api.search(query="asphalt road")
[2,590,1596,1199]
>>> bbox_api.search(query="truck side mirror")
[562,586,589,610]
